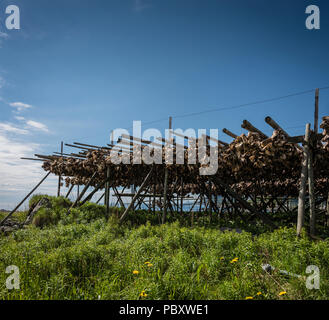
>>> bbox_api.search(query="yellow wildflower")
[230,257,238,263]
[133,270,139,275]
[279,291,287,296]
[140,290,147,297]
[256,292,262,296]
[147,263,153,267]
[245,296,254,300]
[144,261,150,265]
[220,257,224,261]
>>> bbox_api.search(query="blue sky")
[0,0,329,208]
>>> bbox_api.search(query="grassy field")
[0,195,328,300]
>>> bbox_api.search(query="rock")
[0,219,22,234]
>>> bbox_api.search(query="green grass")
[0,195,328,300]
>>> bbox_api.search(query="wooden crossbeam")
[119,167,154,223]
[222,128,237,139]
[241,120,268,140]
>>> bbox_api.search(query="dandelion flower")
[220,257,224,261]
[133,270,139,275]
[245,296,254,300]
[140,290,147,297]
[230,257,238,263]
[147,263,153,267]
[144,261,150,265]
[279,291,287,296]
[256,292,262,296]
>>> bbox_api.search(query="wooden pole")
[162,116,172,224]
[180,177,184,213]
[297,123,311,236]
[314,88,319,134]
[119,167,154,223]
[0,172,51,226]
[105,167,110,214]
[222,128,237,139]
[57,141,63,197]
[211,177,276,228]
[80,180,107,206]
[65,184,74,198]
[326,195,329,227]
[309,89,319,235]
[308,139,316,236]
[68,172,97,212]
[96,192,105,204]
[113,186,125,208]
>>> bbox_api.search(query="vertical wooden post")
[57,141,63,197]
[162,116,172,224]
[308,140,316,236]
[77,185,80,200]
[180,177,184,213]
[326,196,329,227]
[314,88,319,134]
[153,175,156,214]
[105,166,110,214]
[297,123,311,237]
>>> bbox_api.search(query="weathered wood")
[105,167,110,214]
[222,128,237,139]
[162,116,172,224]
[24,197,52,225]
[80,180,107,206]
[0,172,51,226]
[211,176,276,228]
[113,186,125,208]
[265,116,303,151]
[265,117,290,137]
[96,192,105,204]
[326,194,329,227]
[287,133,322,144]
[308,134,316,236]
[297,123,310,237]
[241,120,268,140]
[65,184,74,198]
[68,172,97,212]
[314,88,319,134]
[57,141,63,197]
[20,157,44,161]
[119,167,154,223]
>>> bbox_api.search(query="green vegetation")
[0,195,328,300]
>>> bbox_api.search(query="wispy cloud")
[133,0,152,12]
[0,122,29,135]
[0,130,57,209]
[26,120,49,133]
[9,101,33,113]
[0,76,5,89]
[0,32,9,39]
[0,32,9,48]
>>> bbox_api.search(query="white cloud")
[0,122,29,135]
[0,131,57,210]
[0,32,8,39]
[15,116,25,121]
[9,101,33,113]
[26,120,49,132]
[0,32,9,48]
[0,76,5,89]
[133,0,151,12]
